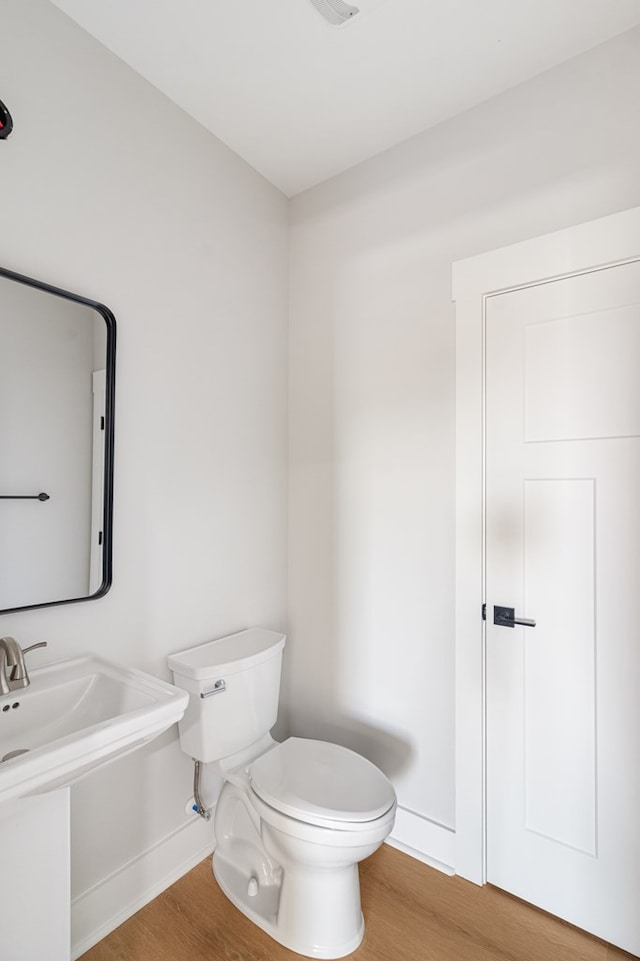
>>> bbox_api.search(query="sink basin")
[0,655,189,805]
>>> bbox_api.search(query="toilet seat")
[248,737,396,830]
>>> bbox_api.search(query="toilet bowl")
[168,629,397,959]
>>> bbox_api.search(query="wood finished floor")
[80,844,636,961]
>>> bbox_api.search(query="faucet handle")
[22,642,47,655]
[8,641,47,687]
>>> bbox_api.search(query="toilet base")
[209,757,395,959]
[213,848,365,959]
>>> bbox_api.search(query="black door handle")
[494,605,536,628]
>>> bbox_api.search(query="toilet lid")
[248,738,396,825]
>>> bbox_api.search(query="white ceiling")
[49,0,640,196]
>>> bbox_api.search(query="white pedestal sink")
[0,656,189,960]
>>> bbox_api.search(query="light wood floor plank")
[80,844,637,961]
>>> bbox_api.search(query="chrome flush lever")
[200,679,226,699]
[493,606,536,628]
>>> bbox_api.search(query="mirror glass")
[0,267,115,613]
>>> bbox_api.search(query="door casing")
[452,205,640,885]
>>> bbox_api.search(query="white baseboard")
[71,815,214,959]
[387,806,456,876]
[71,804,454,957]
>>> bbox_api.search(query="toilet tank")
[168,628,286,762]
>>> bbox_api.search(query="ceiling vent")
[308,0,360,26]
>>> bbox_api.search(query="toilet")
[168,628,396,959]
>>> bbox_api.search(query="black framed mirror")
[0,266,115,613]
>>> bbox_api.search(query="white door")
[485,259,640,954]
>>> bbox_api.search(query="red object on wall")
[0,101,13,139]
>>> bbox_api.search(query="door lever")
[493,605,536,628]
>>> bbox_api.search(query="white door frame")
[89,369,106,595]
[452,205,640,885]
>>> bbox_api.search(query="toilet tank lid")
[168,628,285,680]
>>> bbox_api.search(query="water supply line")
[193,759,211,821]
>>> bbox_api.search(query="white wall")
[0,0,288,950]
[287,26,640,853]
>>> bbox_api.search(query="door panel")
[485,259,640,954]
[523,477,596,855]
[524,302,640,442]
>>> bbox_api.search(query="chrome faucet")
[0,637,47,696]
